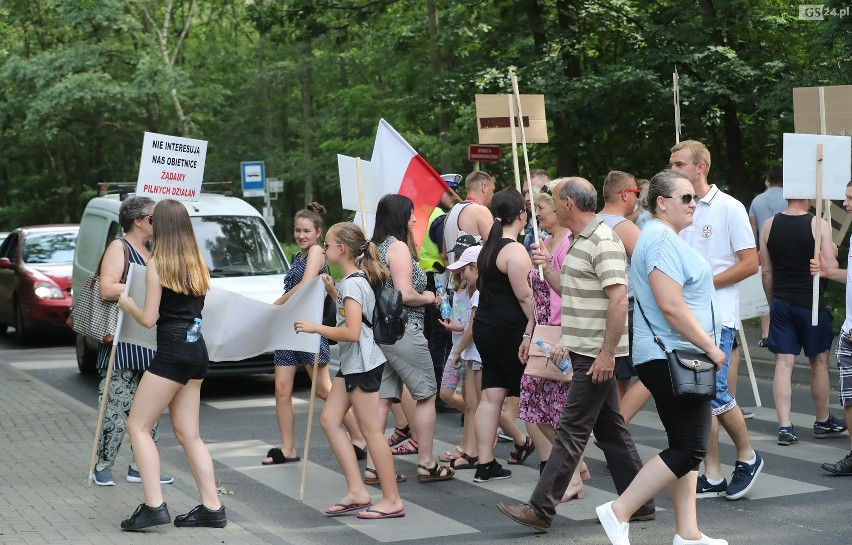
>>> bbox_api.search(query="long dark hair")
[371,194,416,258]
[477,188,525,294]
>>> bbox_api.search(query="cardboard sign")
[793,85,852,135]
[475,94,548,144]
[782,133,852,200]
[136,132,207,200]
[739,268,769,321]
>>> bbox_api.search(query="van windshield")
[192,216,288,277]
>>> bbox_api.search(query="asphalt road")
[5,329,852,545]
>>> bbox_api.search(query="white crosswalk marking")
[207,440,478,542]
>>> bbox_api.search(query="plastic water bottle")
[535,339,572,374]
[436,282,452,320]
[186,318,202,342]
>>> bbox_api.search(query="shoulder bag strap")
[118,239,131,284]
[635,297,717,352]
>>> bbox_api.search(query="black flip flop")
[324,501,372,516]
[261,448,301,465]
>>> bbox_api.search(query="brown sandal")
[417,463,455,483]
[507,436,536,465]
[363,467,407,486]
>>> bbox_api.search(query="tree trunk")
[427,0,451,172]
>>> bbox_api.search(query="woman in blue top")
[595,170,728,545]
[262,203,366,465]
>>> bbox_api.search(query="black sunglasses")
[143,214,153,224]
[664,194,698,205]
[539,185,553,196]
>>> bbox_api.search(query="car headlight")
[34,282,65,299]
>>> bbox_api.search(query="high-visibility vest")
[419,207,446,273]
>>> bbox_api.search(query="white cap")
[446,245,481,271]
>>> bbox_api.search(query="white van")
[73,192,289,376]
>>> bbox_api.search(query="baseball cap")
[449,233,480,255]
[447,245,481,271]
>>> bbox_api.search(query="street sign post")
[241,161,266,197]
[468,145,501,163]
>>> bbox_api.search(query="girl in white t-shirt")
[437,246,482,469]
[294,223,403,520]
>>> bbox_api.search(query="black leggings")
[635,359,711,478]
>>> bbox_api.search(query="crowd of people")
[92,139,852,543]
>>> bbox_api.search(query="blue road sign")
[241,161,265,197]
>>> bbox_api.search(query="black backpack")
[358,276,408,345]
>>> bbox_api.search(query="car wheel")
[14,301,33,345]
[76,334,98,374]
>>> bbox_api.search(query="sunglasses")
[323,241,343,250]
[618,188,641,195]
[144,214,153,224]
[664,194,698,205]
[539,185,553,196]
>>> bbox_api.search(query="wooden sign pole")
[507,94,521,192]
[355,157,367,233]
[812,143,824,326]
[509,70,543,279]
[673,68,681,144]
[299,352,321,501]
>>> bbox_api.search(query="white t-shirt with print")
[679,185,755,328]
[461,290,482,362]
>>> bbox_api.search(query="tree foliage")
[0,0,847,234]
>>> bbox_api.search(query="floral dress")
[518,233,572,429]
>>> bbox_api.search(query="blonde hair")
[328,223,388,287]
[602,170,637,202]
[671,140,711,175]
[150,199,210,296]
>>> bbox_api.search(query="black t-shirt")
[157,286,205,325]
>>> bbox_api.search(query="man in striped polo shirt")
[499,177,653,533]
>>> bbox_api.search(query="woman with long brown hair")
[117,199,225,531]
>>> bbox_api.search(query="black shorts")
[336,363,384,394]
[146,322,209,385]
[474,320,524,397]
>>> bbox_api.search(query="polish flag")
[363,119,450,250]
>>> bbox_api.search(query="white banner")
[738,268,770,321]
[117,265,324,361]
[136,131,208,200]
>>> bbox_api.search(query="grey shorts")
[378,322,438,402]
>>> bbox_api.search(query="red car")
[0,225,78,344]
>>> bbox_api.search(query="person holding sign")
[811,181,852,476]
[116,199,225,531]
[762,197,847,445]
[670,140,763,501]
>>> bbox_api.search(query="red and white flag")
[356,119,450,250]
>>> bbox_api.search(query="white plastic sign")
[337,155,379,214]
[782,133,851,200]
[136,132,208,200]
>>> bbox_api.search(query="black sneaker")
[696,474,727,498]
[813,414,848,438]
[473,460,512,482]
[121,502,170,531]
[778,426,799,445]
[821,451,852,475]
[174,504,227,528]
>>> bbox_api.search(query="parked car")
[0,225,78,343]
[73,193,290,376]
[0,233,9,246]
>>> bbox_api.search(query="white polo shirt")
[679,185,755,328]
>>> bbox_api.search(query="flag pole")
[507,94,521,193]
[299,352,321,501]
[509,69,542,279]
[355,157,367,233]
[86,269,131,488]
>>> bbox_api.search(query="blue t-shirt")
[631,220,721,365]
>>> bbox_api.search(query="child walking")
[294,222,404,520]
[438,246,483,469]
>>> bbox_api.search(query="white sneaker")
[596,501,630,545]
[673,533,729,545]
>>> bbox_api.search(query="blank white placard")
[337,155,379,213]
[782,133,851,200]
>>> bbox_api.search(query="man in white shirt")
[670,140,763,501]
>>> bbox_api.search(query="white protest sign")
[136,132,208,200]
[782,133,851,200]
[337,155,379,213]
[738,268,769,321]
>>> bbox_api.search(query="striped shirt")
[561,216,629,358]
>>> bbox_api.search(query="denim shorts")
[711,326,737,416]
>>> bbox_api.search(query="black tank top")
[157,286,205,325]
[765,213,826,310]
[474,238,527,329]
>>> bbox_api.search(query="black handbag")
[635,298,717,400]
